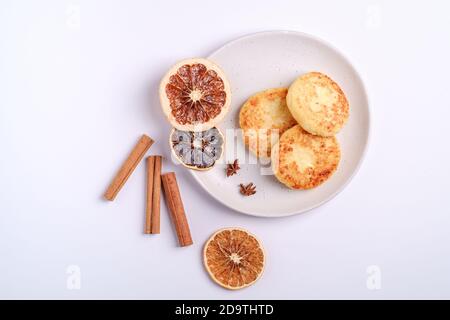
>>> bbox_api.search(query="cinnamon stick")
[144,156,155,234]
[161,172,193,247]
[150,156,162,234]
[104,134,153,201]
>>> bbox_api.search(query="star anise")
[239,183,256,196]
[226,159,240,177]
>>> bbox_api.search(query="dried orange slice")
[159,58,231,132]
[203,228,265,290]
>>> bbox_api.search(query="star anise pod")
[226,159,240,177]
[239,183,256,196]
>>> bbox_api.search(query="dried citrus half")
[203,228,265,290]
[160,58,231,132]
[170,127,224,171]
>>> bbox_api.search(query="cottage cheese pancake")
[271,125,340,189]
[239,88,297,158]
[286,72,349,137]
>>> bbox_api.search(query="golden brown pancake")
[271,125,340,189]
[286,72,349,137]
[239,88,297,158]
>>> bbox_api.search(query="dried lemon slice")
[203,228,265,290]
[170,127,224,170]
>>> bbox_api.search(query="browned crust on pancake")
[272,125,340,189]
[239,88,297,158]
[286,72,349,137]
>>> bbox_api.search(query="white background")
[1,0,450,299]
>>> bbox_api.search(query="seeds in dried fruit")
[203,228,265,290]
[160,58,232,132]
[170,127,224,170]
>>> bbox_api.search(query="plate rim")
[189,30,371,218]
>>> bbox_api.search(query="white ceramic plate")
[190,31,370,217]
